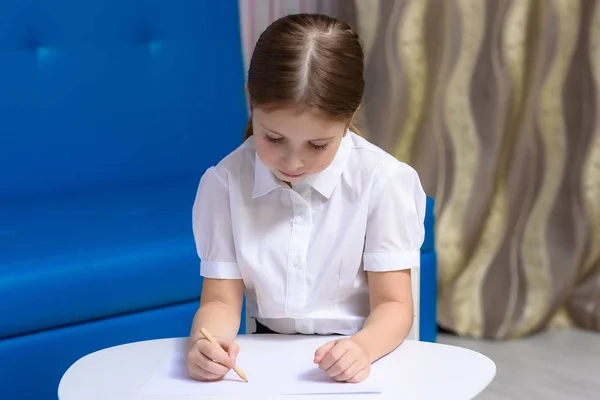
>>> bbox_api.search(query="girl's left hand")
[313,338,371,383]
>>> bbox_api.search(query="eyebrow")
[262,126,336,142]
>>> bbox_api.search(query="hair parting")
[243,13,365,141]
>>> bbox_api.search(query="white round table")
[59,334,495,400]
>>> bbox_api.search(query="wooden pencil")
[199,327,248,382]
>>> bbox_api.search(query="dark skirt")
[253,319,279,334]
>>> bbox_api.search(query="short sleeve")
[362,162,426,272]
[192,166,242,279]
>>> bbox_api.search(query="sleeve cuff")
[363,251,420,272]
[200,261,242,279]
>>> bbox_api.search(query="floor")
[438,328,600,399]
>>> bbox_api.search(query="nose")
[282,151,303,172]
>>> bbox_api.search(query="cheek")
[255,141,279,166]
[311,149,338,171]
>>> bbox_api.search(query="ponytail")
[349,122,363,137]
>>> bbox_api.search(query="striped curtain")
[239,0,600,339]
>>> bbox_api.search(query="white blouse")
[192,131,426,335]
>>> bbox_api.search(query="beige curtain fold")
[347,0,600,339]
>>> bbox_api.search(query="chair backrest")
[0,0,248,203]
[408,196,436,341]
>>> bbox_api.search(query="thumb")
[314,340,337,364]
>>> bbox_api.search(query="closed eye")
[263,134,282,144]
[263,132,330,152]
[310,143,329,152]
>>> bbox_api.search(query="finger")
[333,360,361,382]
[224,341,240,360]
[188,365,224,382]
[314,340,337,364]
[347,367,370,383]
[201,341,236,369]
[326,352,355,378]
[196,352,232,376]
[187,360,225,382]
[319,341,350,371]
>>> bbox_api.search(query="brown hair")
[243,13,364,141]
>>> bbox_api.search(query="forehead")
[253,107,345,140]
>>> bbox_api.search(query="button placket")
[285,186,312,316]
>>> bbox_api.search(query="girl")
[187,13,425,384]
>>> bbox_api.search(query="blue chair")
[0,1,247,399]
[419,197,437,343]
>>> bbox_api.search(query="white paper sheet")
[141,336,383,396]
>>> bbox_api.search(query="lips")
[279,170,305,179]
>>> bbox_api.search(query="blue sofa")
[0,1,247,399]
[0,1,437,399]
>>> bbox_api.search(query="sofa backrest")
[0,0,247,202]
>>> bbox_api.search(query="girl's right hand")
[186,336,240,381]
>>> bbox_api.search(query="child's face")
[252,107,346,183]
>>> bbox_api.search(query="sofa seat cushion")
[0,179,203,339]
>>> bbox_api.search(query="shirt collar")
[252,150,283,198]
[252,131,352,199]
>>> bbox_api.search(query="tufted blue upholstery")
[0,0,247,201]
[0,1,247,399]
